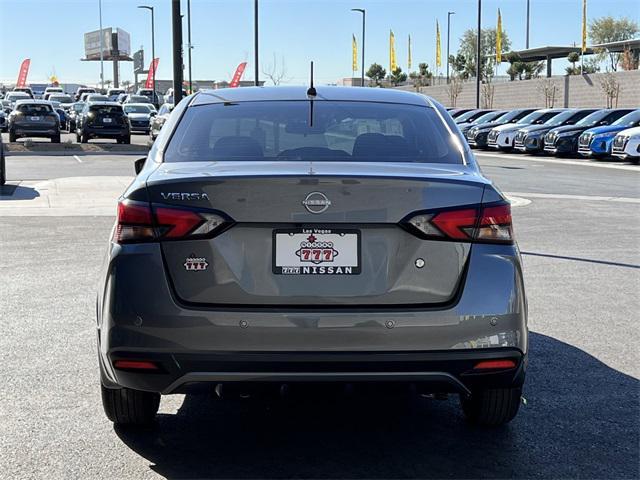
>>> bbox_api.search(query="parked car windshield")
[612,110,640,127]
[72,103,85,113]
[455,110,486,123]
[128,95,151,103]
[473,111,507,124]
[518,110,559,125]
[544,110,579,126]
[165,101,463,164]
[575,110,612,127]
[17,103,53,115]
[124,104,153,114]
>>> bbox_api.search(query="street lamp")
[526,0,530,49]
[138,5,155,100]
[98,0,104,92]
[446,11,455,84]
[254,0,259,86]
[187,0,193,93]
[351,8,365,87]
[476,0,482,108]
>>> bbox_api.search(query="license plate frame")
[272,227,361,275]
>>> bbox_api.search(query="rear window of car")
[49,95,73,103]
[124,105,152,114]
[164,101,462,164]
[18,104,53,114]
[90,105,123,115]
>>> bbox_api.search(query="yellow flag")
[390,30,397,72]
[352,34,358,72]
[581,0,587,52]
[408,35,412,70]
[436,21,442,68]
[496,9,502,64]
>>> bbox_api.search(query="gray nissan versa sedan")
[97,86,527,427]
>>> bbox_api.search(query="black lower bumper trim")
[106,348,527,395]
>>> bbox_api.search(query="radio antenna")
[307,61,317,97]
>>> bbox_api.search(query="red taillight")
[154,206,204,238]
[473,359,517,370]
[430,208,478,240]
[113,360,160,371]
[476,204,513,243]
[114,200,229,244]
[114,200,155,243]
[407,203,513,244]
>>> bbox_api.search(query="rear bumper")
[84,126,129,138]
[102,348,526,395]
[97,242,528,394]
[11,126,58,136]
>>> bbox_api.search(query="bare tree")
[600,73,621,108]
[537,79,558,108]
[262,53,291,85]
[446,75,464,107]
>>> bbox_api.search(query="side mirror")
[134,157,146,175]
[150,111,157,116]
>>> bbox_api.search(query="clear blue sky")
[0,0,638,87]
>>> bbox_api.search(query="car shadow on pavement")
[0,184,39,200]
[114,333,639,479]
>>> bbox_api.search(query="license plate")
[273,228,360,275]
[30,116,40,121]
[103,117,112,123]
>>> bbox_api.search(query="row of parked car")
[448,107,640,162]
[0,85,176,143]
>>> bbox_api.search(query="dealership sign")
[84,28,131,60]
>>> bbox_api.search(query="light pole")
[171,0,183,104]
[526,0,530,49]
[476,0,482,108]
[254,0,259,86]
[98,0,104,92]
[351,8,365,87]
[138,5,155,99]
[187,0,193,93]
[446,11,455,84]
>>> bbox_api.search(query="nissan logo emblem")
[302,192,331,214]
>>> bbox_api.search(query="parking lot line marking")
[475,152,639,171]
[73,155,83,163]
[505,191,640,204]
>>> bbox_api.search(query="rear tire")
[81,133,89,144]
[121,135,131,145]
[9,130,17,142]
[460,387,522,426]
[51,134,61,143]
[101,384,160,425]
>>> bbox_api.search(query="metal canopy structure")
[503,38,640,77]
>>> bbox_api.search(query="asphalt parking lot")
[0,150,638,479]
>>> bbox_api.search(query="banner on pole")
[229,62,248,88]
[16,59,31,88]
[145,58,159,89]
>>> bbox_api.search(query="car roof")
[88,101,122,106]
[14,99,53,105]
[191,86,434,107]
[124,103,153,107]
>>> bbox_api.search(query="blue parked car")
[578,110,640,158]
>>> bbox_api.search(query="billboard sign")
[133,50,144,73]
[114,28,131,56]
[84,28,113,59]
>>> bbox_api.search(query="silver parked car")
[98,87,528,427]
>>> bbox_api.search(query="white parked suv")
[611,126,640,162]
